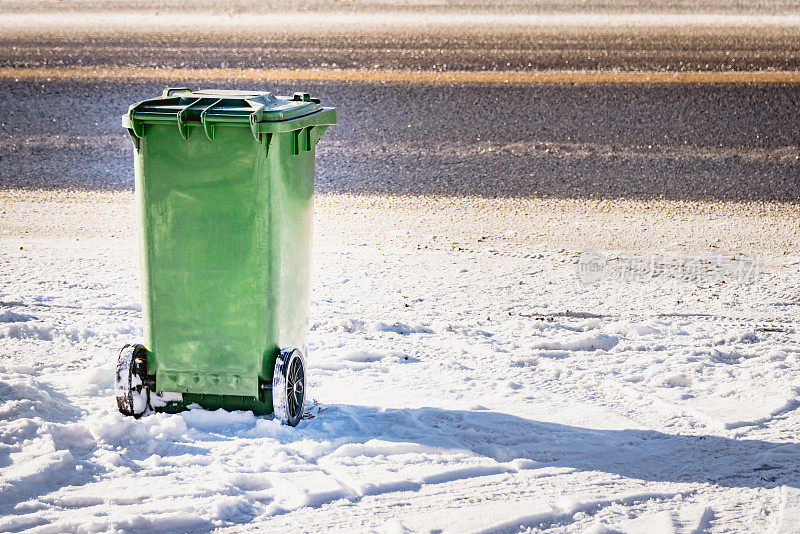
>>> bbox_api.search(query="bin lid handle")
[200,98,224,141]
[163,87,192,97]
[176,98,202,140]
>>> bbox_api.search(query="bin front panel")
[137,124,273,397]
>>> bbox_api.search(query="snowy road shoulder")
[1,231,799,532]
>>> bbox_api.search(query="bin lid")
[128,87,323,124]
[124,87,335,142]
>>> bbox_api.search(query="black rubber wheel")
[115,344,150,418]
[272,348,306,426]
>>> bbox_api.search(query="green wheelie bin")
[116,87,336,426]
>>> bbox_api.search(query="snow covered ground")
[1,191,799,532]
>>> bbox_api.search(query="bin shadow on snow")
[321,404,800,490]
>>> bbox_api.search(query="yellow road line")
[2,66,800,84]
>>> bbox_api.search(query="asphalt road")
[3,12,800,73]
[4,26,800,73]
[2,79,799,201]
[1,3,799,201]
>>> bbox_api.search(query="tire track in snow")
[474,490,694,533]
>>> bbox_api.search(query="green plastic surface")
[122,88,335,413]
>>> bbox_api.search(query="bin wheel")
[115,344,150,418]
[272,348,306,427]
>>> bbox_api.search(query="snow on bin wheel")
[115,344,150,418]
[272,348,306,426]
